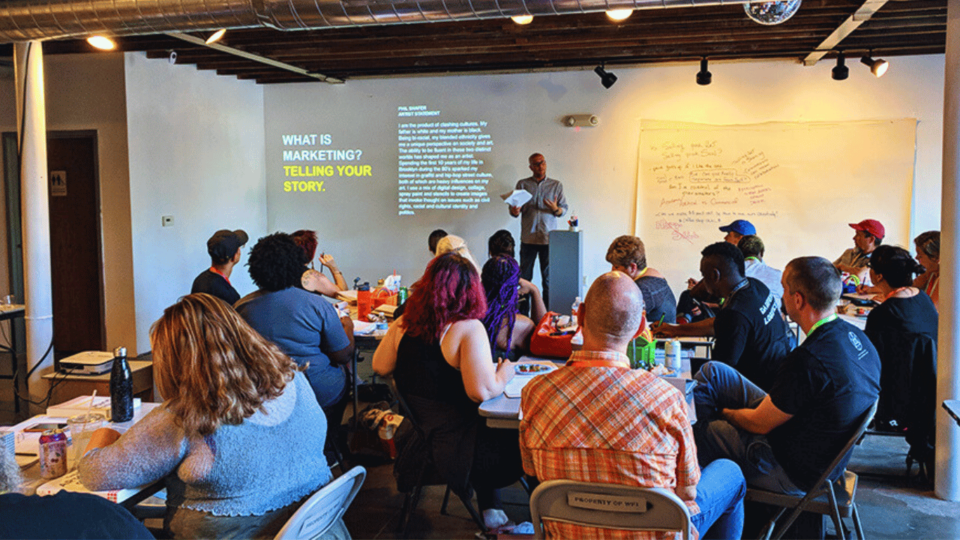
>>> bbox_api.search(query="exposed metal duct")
[0,0,754,42]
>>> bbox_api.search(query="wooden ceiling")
[5,0,948,84]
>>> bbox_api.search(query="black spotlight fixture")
[594,64,618,89]
[696,57,712,86]
[861,50,889,78]
[832,51,849,81]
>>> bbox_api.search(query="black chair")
[863,332,936,482]
[745,400,877,540]
[391,384,488,538]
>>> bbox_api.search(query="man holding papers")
[507,153,568,308]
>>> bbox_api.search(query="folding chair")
[529,480,692,540]
[745,400,878,540]
[274,466,366,540]
[391,384,488,538]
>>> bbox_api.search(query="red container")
[39,429,68,479]
[357,288,372,320]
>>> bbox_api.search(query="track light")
[205,29,227,44]
[511,14,533,25]
[832,52,849,81]
[594,64,617,89]
[606,9,633,21]
[696,57,712,86]
[860,52,888,78]
[87,36,116,51]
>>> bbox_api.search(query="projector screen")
[264,83,539,290]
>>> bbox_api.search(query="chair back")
[530,480,692,540]
[274,466,366,540]
[811,400,878,494]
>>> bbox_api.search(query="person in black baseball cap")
[191,229,249,305]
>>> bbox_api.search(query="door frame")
[1,129,107,356]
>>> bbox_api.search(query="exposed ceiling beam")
[803,0,890,66]
[165,32,344,84]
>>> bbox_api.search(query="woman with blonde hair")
[79,293,331,539]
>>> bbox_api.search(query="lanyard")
[744,256,760,262]
[721,279,750,307]
[807,313,837,335]
[885,287,913,301]
[567,359,630,369]
[210,266,231,285]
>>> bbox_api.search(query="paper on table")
[504,377,534,399]
[353,320,377,335]
[501,189,532,207]
[36,469,151,504]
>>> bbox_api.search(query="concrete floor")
[4,350,960,539]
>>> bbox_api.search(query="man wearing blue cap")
[719,219,757,246]
[666,220,758,328]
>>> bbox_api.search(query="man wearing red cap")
[834,219,885,280]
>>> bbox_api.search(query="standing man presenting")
[509,153,567,309]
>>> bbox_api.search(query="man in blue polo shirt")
[692,256,880,497]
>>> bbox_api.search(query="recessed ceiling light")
[606,9,633,21]
[87,36,116,51]
[205,29,227,45]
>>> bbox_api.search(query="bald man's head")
[582,271,645,345]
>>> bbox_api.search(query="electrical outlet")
[162,215,174,227]
[583,275,588,285]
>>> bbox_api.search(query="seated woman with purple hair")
[481,255,547,360]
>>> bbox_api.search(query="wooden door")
[47,134,105,357]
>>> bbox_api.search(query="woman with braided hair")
[480,255,547,360]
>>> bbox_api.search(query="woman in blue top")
[79,294,331,539]
[235,233,355,431]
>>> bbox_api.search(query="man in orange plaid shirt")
[520,271,745,539]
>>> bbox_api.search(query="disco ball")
[744,0,802,26]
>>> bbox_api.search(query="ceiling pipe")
[0,0,756,42]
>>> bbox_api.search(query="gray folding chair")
[529,480,692,540]
[274,465,366,540]
[745,400,878,540]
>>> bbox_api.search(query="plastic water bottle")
[110,346,134,423]
[571,296,581,326]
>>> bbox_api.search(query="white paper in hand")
[501,189,532,207]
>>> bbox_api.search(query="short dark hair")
[290,229,318,265]
[247,233,306,292]
[701,242,745,277]
[785,256,841,311]
[869,245,924,288]
[488,229,516,259]
[737,235,765,259]
[428,229,448,255]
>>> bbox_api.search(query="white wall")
[0,53,138,354]
[125,52,267,353]
[263,55,945,295]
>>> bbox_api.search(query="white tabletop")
[479,354,696,429]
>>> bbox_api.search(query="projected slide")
[398,105,494,214]
[264,84,527,286]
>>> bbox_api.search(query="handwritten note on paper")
[636,120,916,292]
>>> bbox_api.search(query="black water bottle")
[110,346,134,422]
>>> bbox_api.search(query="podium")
[548,230,583,313]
